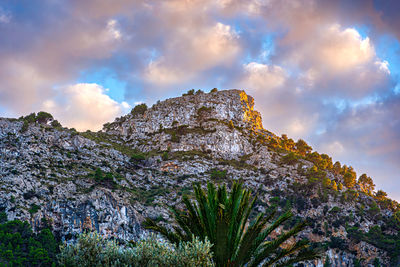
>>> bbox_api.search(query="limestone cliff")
[104,89,270,159]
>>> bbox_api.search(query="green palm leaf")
[143,181,322,266]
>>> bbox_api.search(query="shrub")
[94,168,103,181]
[209,168,227,181]
[23,113,36,123]
[21,120,29,133]
[131,103,148,117]
[329,206,341,214]
[36,111,53,124]
[210,88,218,93]
[375,190,388,201]
[51,120,62,128]
[281,152,299,165]
[196,106,212,121]
[162,151,169,161]
[329,236,346,250]
[130,152,146,162]
[295,139,312,156]
[29,204,40,215]
[92,168,115,186]
[58,232,213,267]
[183,89,195,96]
[322,177,331,188]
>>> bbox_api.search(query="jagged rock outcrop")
[0,89,398,266]
[104,90,270,159]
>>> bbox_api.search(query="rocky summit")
[0,89,399,266]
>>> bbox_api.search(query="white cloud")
[43,83,125,131]
[121,101,131,110]
[144,22,240,85]
[319,141,345,156]
[0,8,10,23]
[375,60,390,74]
[281,24,376,75]
[318,25,374,71]
[242,62,286,91]
[106,19,122,40]
[276,24,393,98]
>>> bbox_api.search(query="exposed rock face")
[0,119,141,241]
[0,89,398,266]
[104,90,269,159]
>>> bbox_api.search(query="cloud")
[0,8,10,23]
[275,24,392,98]
[321,95,400,164]
[43,83,127,131]
[0,7,122,114]
[241,62,286,91]
[144,22,240,85]
[232,61,322,139]
[312,94,400,199]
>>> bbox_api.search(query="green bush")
[130,153,146,162]
[92,168,115,187]
[182,89,195,96]
[36,111,53,124]
[29,204,41,215]
[162,151,169,161]
[21,120,29,133]
[58,232,213,267]
[23,113,37,123]
[209,168,227,181]
[51,120,62,128]
[281,152,299,165]
[131,103,148,117]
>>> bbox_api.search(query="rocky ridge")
[0,89,399,266]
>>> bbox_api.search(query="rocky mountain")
[0,89,399,266]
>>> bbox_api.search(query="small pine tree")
[295,139,312,156]
[343,169,357,188]
[323,255,331,267]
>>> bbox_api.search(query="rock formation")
[0,89,399,266]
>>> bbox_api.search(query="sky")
[0,0,399,200]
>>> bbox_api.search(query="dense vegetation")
[0,212,213,267]
[58,232,213,267]
[0,213,59,267]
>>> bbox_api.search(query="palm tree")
[144,181,321,267]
